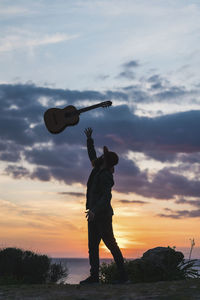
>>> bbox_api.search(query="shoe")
[79,275,99,285]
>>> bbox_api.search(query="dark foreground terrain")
[0,279,200,300]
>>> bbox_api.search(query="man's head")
[103,146,119,169]
[92,146,119,170]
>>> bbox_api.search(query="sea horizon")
[50,246,200,260]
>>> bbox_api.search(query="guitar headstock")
[101,101,112,108]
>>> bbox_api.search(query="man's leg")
[98,216,128,281]
[88,219,101,278]
[80,219,101,285]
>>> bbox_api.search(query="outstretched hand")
[84,127,93,138]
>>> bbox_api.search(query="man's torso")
[86,167,114,217]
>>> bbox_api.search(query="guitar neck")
[78,102,106,114]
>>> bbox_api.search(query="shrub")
[48,261,68,283]
[178,259,200,279]
[0,247,68,284]
[99,257,200,284]
[100,261,119,284]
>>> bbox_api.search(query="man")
[80,127,128,284]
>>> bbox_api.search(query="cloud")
[118,70,135,79]
[0,141,21,162]
[119,200,148,205]
[117,59,140,79]
[122,73,200,107]
[58,192,85,197]
[0,31,78,53]
[0,199,78,232]
[31,167,51,181]
[178,153,200,164]
[122,60,140,69]
[1,83,200,203]
[147,74,165,90]
[157,209,200,219]
[149,169,200,199]
[0,6,29,16]
[175,198,200,208]
[96,74,110,81]
[155,86,188,101]
[5,165,30,179]
[115,167,200,199]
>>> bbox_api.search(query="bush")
[100,261,119,284]
[0,247,68,284]
[49,261,68,283]
[99,259,163,284]
[99,256,200,284]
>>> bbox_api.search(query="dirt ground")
[0,279,200,300]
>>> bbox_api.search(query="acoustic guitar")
[44,100,112,134]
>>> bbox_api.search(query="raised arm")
[84,127,97,163]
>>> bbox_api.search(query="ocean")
[52,258,200,284]
[52,258,113,284]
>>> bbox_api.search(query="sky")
[1,0,200,259]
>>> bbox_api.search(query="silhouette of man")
[80,127,128,284]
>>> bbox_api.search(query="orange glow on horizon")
[0,176,200,259]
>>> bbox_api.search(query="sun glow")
[100,231,145,254]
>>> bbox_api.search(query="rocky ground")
[0,279,200,300]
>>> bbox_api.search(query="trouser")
[88,215,126,278]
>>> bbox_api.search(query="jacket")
[86,137,114,217]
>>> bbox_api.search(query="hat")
[103,146,119,168]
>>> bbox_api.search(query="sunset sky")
[1,0,200,259]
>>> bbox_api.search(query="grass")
[0,279,200,300]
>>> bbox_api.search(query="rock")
[124,247,185,283]
[142,247,184,270]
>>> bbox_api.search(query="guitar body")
[44,105,79,134]
[44,100,112,134]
